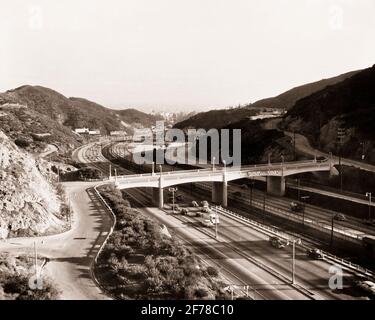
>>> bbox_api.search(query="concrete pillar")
[266,176,286,197]
[211,180,228,207]
[151,187,164,208]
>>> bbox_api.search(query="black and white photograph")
[0,0,375,309]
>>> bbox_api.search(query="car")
[176,194,184,201]
[171,204,181,212]
[180,208,189,215]
[191,201,199,207]
[233,191,242,197]
[355,280,375,296]
[307,248,324,260]
[334,213,347,221]
[201,200,209,207]
[201,207,211,213]
[290,201,304,213]
[201,219,214,228]
[269,236,285,249]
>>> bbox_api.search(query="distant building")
[89,130,101,135]
[110,130,127,136]
[74,128,89,134]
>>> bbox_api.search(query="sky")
[1,0,374,112]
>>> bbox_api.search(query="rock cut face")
[0,131,64,238]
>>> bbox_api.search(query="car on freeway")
[290,201,305,213]
[334,213,347,221]
[201,219,214,228]
[191,201,199,207]
[269,236,285,249]
[355,280,375,297]
[307,248,324,260]
[201,200,209,207]
[170,204,181,212]
[176,194,184,201]
[201,207,211,213]
[233,191,242,197]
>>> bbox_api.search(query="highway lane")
[124,188,313,300]
[157,189,365,300]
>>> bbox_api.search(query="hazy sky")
[1,0,374,112]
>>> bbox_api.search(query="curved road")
[0,181,112,300]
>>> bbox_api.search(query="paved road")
[284,131,375,173]
[39,144,58,158]
[0,181,112,300]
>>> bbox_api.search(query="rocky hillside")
[175,70,359,130]
[283,64,375,163]
[0,131,66,238]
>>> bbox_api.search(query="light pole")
[360,142,366,160]
[366,192,372,221]
[268,153,271,165]
[169,187,178,214]
[222,160,226,171]
[212,156,216,171]
[214,206,219,239]
[301,195,310,227]
[330,214,335,247]
[287,238,301,284]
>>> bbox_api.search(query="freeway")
[106,141,375,241]
[124,187,368,300]
[0,181,112,300]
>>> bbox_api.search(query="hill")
[0,85,162,153]
[283,64,375,163]
[174,70,359,130]
[0,131,67,238]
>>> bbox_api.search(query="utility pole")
[301,196,310,228]
[366,192,372,221]
[330,215,335,247]
[262,194,266,223]
[168,187,178,214]
[293,130,296,161]
[337,127,346,193]
[34,241,38,284]
[215,206,219,240]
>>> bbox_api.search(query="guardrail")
[93,184,117,263]
[217,207,375,280]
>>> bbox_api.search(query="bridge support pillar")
[212,181,228,207]
[152,187,164,208]
[266,176,286,197]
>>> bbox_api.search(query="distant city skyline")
[1,0,375,113]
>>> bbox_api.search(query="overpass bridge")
[113,159,334,208]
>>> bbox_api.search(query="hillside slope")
[0,86,161,153]
[0,131,66,238]
[175,70,359,130]
[283,64,375,163]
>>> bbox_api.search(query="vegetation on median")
[94,185,229,300]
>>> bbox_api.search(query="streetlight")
[366,192,372,221]
[169,187,178,214]
[212,156,216,171]
[152,161,155,175]
[222,160,226,171]
[300,195,310,227]
[360,142,366,160]
[214,206,219,239]
[268,153,271,165]
[287,238,302,284]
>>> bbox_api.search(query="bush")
[78,167,103,180]
[15,137,32,148]
[206,266,219,277]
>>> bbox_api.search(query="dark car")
[307,248,324,260]
[290,202,305,213]
[334,213,347,221]
[269,236,285,249]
